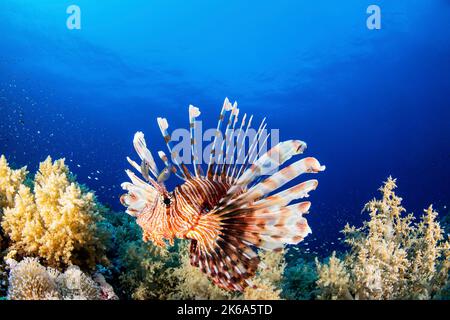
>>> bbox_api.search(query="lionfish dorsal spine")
[234,118,266,180]
[213,102,238,179]
[157,117,188,181]
[220,105,240,179]
[229,114,253,180]
[188,104,201,177]
[214,102,239,177]
[225,112,247,181]
[206,98,233,176]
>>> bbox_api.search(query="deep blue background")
[1,1,449,254]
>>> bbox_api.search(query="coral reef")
[169,246,285,300]
[0,155,28,210]
[1,156,109,270]
[281,255,318,300]
[101,212,180,299]
[6,257,60,300]
[6,257,117,300]
[102,211,286,300]
[315,177,450,300]
[93,273,119,300]
[55,265,102,300]
[170,242,232,300]
[316,252,352,300]
[118,241,178,300]
[1,154,448,300]
[242,251,285,300]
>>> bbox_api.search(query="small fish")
[157,165,172,183]
[140,160,151,182]
[120,98,325,292]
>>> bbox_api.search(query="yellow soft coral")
[257,250,286,285]
[1,185,42,255]
[1,156,107,270]
[316,252,352,300]
[316,177,450,300]
[0,155,27,210]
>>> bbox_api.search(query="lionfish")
[120,98,325,292]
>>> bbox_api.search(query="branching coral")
[316,252,352,300]
[55,265,102,300]
[6,257,60,300]
[170,242,232,300]
[105,211,287,301]
[243,251,285,300]
[118,241,178,300]
[6,257,117,300]
[169,246,285,300]
[282,255,318,300]
[1,156,108,270]
[0,155,29,297]
[93,273,119,300]
[316,177,450,300]
[101,212,180,299]
[4,154,447,301]
[1,154,291,300]
[0,155,28,210]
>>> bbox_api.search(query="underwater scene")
[0,0,449,301]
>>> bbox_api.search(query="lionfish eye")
[163,197,171,205]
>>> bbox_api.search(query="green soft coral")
[101,212,180,299]
[282,256,318,300]
[103,212,286,300]
[315,177,450,300]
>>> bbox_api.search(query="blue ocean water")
[0,1,449,255]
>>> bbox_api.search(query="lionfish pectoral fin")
[189,140,325,292]
[187,214,260,292]
[133,132,159,178]
[120,171,158,217]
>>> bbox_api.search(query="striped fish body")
[120,98,325,291]
[136,178,238,247]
